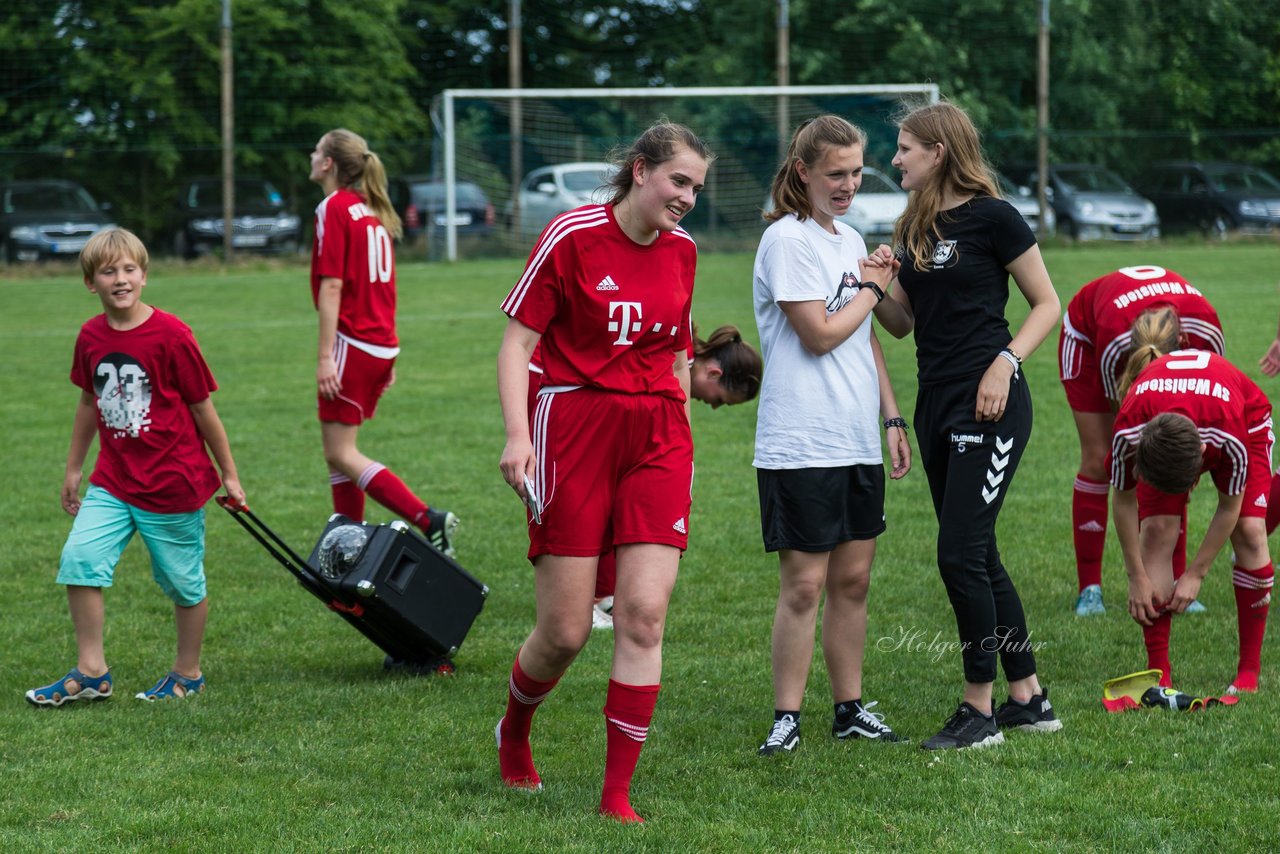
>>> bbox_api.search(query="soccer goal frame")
[433,83,939,260]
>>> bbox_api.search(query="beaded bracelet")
[883,416,908,432]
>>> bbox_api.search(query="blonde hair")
[80,227,149,280]
[604,120,715,206]
[321,128,403,239]
[765,115,867,223]
[692,324,762,402]
[891,101,1000,271]
[1115,307,1183,402]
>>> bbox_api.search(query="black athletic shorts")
[757,464,886,553]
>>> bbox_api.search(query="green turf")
[1,241,1278,851]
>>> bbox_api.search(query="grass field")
[1,242,1278,852]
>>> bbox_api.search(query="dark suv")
[390,176,494,246]
[171,177,301,258]
[1138,161,1280,237]
[1,179,115,262]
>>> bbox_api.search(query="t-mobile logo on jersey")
[608,301,644,345]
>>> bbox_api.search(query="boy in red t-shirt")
[26,228,245,707]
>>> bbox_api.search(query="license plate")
[434,212,473,227]
[51,240,88,254]
[232,234,268,247]
[1113,223,1144,233]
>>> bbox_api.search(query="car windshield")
[6,185,98,214]
[1057,168,1132,194]
[188,180,284,208]
[859,172,902,194]
[562,169,610,193]
[1206,166,1280,193]
[414,183,487,205]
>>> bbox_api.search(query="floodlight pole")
[1036,0,1050,237]
[220,0,235,261]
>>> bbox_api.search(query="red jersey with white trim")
[502,204,696,401]
[71,308,222,514]
[311,187,398,348]
[1109,351,1271,494]
[1063,265,1222,402]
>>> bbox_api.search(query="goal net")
[430,84,938,260]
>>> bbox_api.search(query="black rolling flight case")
[218,498,488,672]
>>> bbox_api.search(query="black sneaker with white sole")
[757,713,800,756]
[920,702,1004,751]
[994,688,1064,733]
[832,700,907,742]
[424,508,459,558]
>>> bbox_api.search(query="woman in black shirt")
[872,101,1063,750]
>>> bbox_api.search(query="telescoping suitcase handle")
[216,496,327,596]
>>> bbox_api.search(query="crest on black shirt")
[931,240,958,267]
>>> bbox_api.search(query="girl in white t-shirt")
[752,115,910,755]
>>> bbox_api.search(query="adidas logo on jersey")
[672,517,687,534]
[596,275,620,291]
[1255,493,1269,508]
[1077,520,1105,532]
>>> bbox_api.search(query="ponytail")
[1115,307,1182,402]
[692,324,763,402]
[320,128,403,239]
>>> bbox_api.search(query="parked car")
[170,177,300,258]
[1013,164,1159,241]
[762,166,907,243]
[996,171,1056,235]
[391,177,495,244]
[508,162,617,238]
[1,179,115,262]
[1138,160,1280,237]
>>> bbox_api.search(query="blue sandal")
[136,671,205,701]
[26,667,113,707]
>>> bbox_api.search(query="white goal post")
[432,84,939,260]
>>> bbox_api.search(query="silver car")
[1033,164,1159,241]
[510,162,617,238]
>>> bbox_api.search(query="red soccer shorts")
[317,337,394,425]
[1059,324,1110,414]
[526,387,692,561]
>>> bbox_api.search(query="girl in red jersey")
[1059,265,1224,615]
[528,324,763,631]
[308,129,457,555]
[1109,318,1274,699]
[496,121,713,823]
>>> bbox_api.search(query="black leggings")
[915,370,1038,685]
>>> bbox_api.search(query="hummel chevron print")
[983,436,1014,504]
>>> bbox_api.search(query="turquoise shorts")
[58,486,208,606]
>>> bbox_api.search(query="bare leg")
[174,598,208,683]
[610,543,680,685]
[821,539,875,702]
[69,585,108,693]
[770,549,829,710]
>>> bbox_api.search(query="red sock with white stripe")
[1143,613,1173,688]
[330,472,365,521]
[359,463,430,528]
[600,680,659,823]
[1072,475,1109,590]
[1231,562,1274,692]
[497,651,561,789]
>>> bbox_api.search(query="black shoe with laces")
[920,702,1004,751]
[424,508,459,558]
[832,700,907,742]
[995,688,1064,732]
[757,713,800,756]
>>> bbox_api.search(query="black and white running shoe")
[995,688,1064,732]
[757,714,800,756]
[424,508,459,558]
[920,702,1004,751]
[832,700,907,742]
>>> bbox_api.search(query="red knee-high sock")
[600,680,660,823]
[330,472,365,521]
[1232,562,1274,692]
[595,551,617,600]
[359,463,429,527]
[1143,612,1173,687]
[1072,475,1110,590]
[1267,472,1280,535]
[498,651,561,789]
